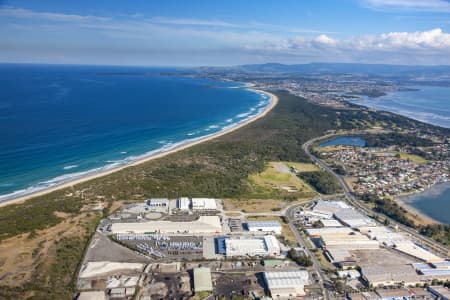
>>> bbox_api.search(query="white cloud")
[264,28,450,64]
[1,6,449,65]
[314,34,337,46]
[361,0,450,12]
[0,7,110,22]
[269,28,450,51]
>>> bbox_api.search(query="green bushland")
[363,132,436,148]
[288,248,313,267]
[420,224,450,246]
[0,91,448,299]
[0,192,83,241]
[298,171,341,194]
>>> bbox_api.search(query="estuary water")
[399,182,450,224]
[351,85,450,128]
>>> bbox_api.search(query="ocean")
[351,86,450,128]
[0,64,270,201]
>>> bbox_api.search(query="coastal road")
[302,134,449,258]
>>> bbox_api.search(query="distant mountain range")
[196,62,450,76]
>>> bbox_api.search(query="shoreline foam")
[0,89,278,208]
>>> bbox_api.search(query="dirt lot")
[224,198,289,213]
[83,233,150,263]
[213,272,265,299]
[351,248,419,267]
[139,271,192,299]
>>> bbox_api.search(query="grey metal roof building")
[264,270,309,298]
[246,220,282,234]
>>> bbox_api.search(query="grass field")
[248,162,317,199]
[282,161,320,173]
[224,198,288,213]
[399,152,428,163]
[344,177,357,192]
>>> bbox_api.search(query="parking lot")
[116,234,204,260]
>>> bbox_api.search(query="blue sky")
[1,0,449,66]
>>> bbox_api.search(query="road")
[302,134,449,258]
[285,201,333,300]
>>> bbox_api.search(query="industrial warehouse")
[110,215,222,234]
[78,196,322,300]
[264,270,310,298]
[224,235,281,258]
[75,195,450,300]
[246,220,283,234]
[296,199,450,290]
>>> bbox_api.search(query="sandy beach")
[395,182,450,225]
[395,198,440,225]
[0,89,278,208]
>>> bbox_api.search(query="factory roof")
[356,226,391,234]
[421,269,450,276]
[313,200,349,213]
[77,291,106,300]
[110,216,222,234]
[305,227,354,236]
[319,219,343,227]
[225,235,280,257]
[264,270,309,290]
[247,220,282,228]
[215,236,229,254]
[191,198,217,210]
[334,208,376,227]
[321,235,380,250]
[394,241,442,262]
[361,265,422,285]
[193,267,213,292]
[177,197,190,210]
[413,261,450,277]
[429,286,450,299]
[264,235,280,249]
[431,261,450,269]
[326,248,354,262]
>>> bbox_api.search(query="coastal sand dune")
[0,90,278,208]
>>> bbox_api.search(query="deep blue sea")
[351,86,450,128]
[0,64,270,201]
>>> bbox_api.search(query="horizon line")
[1,61,450,68]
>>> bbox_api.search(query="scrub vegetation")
[0,91,448,299]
